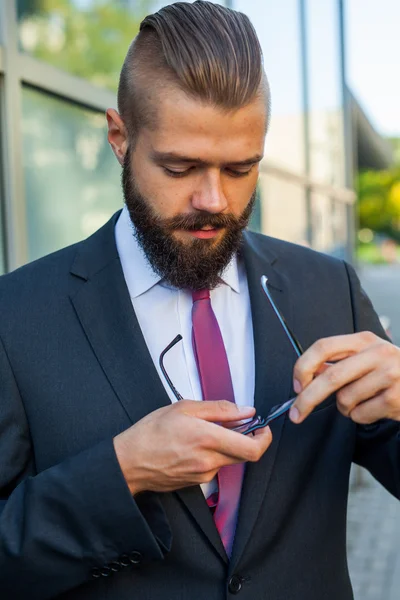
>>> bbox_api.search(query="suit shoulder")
[0,240,83,298]
[245,230,346,272]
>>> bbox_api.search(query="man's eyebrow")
[150,151,264,166]
[228,155,264,166]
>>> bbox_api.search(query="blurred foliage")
[357,158,400,243]
[17,0,155,91]
[388,137,400,165]
[356,242,387,264]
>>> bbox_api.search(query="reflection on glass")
[330,199,348,258]
[21,86,121,262]
[17,0,157,91]
[17,1,226,91]
[259,173,308,245]
[306,0,345,186]
[234,0,305,174]
[311,194,347,257]
[248,185,262,233]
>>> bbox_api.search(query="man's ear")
[106,108,129,165]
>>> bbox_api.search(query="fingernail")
[293,379,302,394]
[238,405,255,414]
[289,406,300,423]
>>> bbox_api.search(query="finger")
[221,417,256,430]
[178,399,256,423]
[291,349,378,422]
[349,395,389,425]
[208,422,273,463]
[315,362,333,375]
[205,427,273,474]
[293,332,382,392]
[351,381,400,423]
[336,368,397,417]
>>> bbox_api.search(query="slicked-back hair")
[118,1,270,141]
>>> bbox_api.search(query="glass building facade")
[0,0,356,273]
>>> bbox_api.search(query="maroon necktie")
[192,289,245,557]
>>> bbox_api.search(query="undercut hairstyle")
[117,0,271,142]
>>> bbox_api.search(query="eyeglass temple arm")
[260,276,304,358]
[159,334,184,401]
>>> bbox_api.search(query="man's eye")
[163,167,191,178]
[226,168,253,178]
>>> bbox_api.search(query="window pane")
[17,1,226,92]
[311,194,348,257]
[330,199,349,258]
[306,0,345,186]
[248,185,262,233]
[21,86,121,262]
[234,0,305,174]
[259,174,308,245]
[17,0,157,91]
[0,79,6,273]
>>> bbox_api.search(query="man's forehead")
[151,86,267,132]
[137,90,266,162]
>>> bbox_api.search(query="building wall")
[0,0,355,273]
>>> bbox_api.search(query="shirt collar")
[115,205,241,298]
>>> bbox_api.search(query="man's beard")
[122,150,256,290]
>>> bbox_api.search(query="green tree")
[357,166,400,241]
[18,0,156,91]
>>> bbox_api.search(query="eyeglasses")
[159,334,184,401]
[159,275,302,435]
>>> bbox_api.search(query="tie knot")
[192,289,210,302]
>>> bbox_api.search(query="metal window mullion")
[299,0,313,247]
[0,0,29,271]
[259,161,355,204]
[339,0,356,264]
[19,53,116,113]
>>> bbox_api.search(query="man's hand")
[113,400,272,496]
[289,332,400,425]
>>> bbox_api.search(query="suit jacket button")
[100,566,111,577]
[129,551,143,565]
[110,561,122,572]
[119,554,131,567]
[228,575,243,594]
[91,567,101,579]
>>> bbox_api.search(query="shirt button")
[228,575,243,594]
[129,551,143,565]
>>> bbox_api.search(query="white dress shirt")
[114,206,255,497]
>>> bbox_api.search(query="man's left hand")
[289,332,400,425]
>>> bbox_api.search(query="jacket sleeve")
[0,335,172,599]
[344,261,400,500]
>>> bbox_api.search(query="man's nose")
[191,170,228,214]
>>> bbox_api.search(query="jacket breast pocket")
[309,392,337,415]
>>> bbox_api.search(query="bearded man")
[0,2,399,599]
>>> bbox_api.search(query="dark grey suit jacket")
[0,212,398,599]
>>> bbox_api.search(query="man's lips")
[186,228,221,239]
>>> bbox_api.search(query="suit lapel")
[69,212,227,563]
[230,232,297,567]
[174,487,228,562]
[69,222,171,424]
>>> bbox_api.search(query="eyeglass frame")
[159,275,303,435]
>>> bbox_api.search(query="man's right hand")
[113,400,273,496]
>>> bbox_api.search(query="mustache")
[162,211,247,232]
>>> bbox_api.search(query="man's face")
[118,88,267,289]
